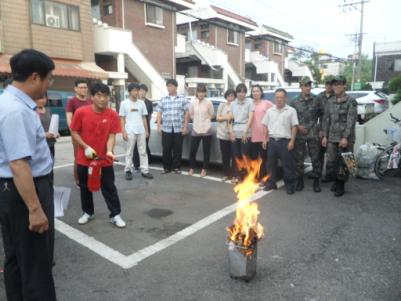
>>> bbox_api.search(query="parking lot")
[1,137,401,301]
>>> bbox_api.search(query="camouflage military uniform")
[316,90,335,171]
[316,91,335,120]
[322,94,358,181]
[292,93,323,178]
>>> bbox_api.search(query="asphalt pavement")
[0,137,400,301]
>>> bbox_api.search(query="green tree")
[342,54,373,90]
[292,45,322,84]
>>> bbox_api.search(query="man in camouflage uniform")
[322,76,358,197]
[317,75,335,181]
[292,76,323,192]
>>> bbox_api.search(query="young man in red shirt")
[66,79,91,185]
[70,82,126,228]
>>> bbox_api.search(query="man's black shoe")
[334,181,345,197]
[263,184,277,191]
[173,169,181,174]
[286,185,295,195]
[322,175,334,183]
[161,169,171,174]
[313,178,321,192]
[296,177,304,191]
[125,171,133,181]
[330,181,337,192]
[141,172,153,179]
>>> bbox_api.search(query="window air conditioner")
[45,14,60,28]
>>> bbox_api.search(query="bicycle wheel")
[374,145,394,178]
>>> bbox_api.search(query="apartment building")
[372,41,401,83]
[176,4,257,96]
[91,0,194,100]
[317,52,345,78]
[0,0,108,90]
[245,25,293,88]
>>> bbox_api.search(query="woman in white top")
[216,89,235,181]
[188,84,214,177]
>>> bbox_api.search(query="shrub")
[391,90,401,105]
[388,75,401,93]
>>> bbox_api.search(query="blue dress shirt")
[0,85,53,178]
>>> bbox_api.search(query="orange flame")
[227,157,265,249]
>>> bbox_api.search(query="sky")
[207,0,401,59]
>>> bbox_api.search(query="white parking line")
[54,158,309,269]
[55,182,282,269]
[113,161,229,184]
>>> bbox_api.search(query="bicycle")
[374,113,401,178]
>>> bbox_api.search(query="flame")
[227,157,265,251]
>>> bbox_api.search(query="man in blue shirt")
[0,49,57,300]
[156,79,189,174]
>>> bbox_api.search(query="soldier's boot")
[296,176,304,191]
[330,181,338,192]
[334,181,345,197]
[313,178,321,192]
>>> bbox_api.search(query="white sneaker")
[78,213,94,225]
[110,214,126,228]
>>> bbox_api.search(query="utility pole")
[346,32,358,91]
[340,0,369,86]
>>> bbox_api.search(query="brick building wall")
[98,0,176,79]
[0,0,94,61]
[177,23,245,79]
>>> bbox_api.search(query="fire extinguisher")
[88,159,103,192]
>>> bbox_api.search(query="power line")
[340,0,370,85]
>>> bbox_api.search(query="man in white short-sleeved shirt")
[119,83,153,180]
[261,88,298,194]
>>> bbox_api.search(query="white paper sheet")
[49,114,59,135]
[54,186,71,217]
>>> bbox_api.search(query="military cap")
[333,75,346,84]
[324,75,335,84]
[299,76,312,85]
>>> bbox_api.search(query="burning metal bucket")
[227,241,257,281]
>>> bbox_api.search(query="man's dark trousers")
[0,175,57,301]
[267,138,296,189]
[77,165,121,218]
[162,129,183,171]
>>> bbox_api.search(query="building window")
[394,59,401,72]
[145,4,164,27]
[200,22,209,39]
[254,42,261,50]
[31,0,80,31]
[103,3,113,16]
[274,41,282,54]
[200,30,209,39]
[227,29,239,45]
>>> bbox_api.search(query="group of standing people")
[156,76,357,198]
[0,47,358,300]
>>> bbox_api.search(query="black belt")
[270,137,289,142]
[0,174,51,181]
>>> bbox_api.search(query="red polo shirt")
[70,106,121,167]
[66,96,92,114]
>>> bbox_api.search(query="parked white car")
[346,90,389,122]
[148,97,226,164]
